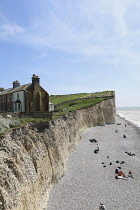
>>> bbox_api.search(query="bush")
[0,118,11,129]
[0,117,21,135]
[0,125,5,135]
[9,119,21,128]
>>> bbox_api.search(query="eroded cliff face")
[0,98,116,210]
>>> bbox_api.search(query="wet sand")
[45,115,140,210]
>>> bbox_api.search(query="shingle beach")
[46,115,140,210]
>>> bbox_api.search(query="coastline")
[45,115,140,210]
[117,106,140,131]
[117,113,140,135]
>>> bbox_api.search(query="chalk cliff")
[0,97,116,210]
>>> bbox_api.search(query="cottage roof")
[0,88,13,95]
[0,84,31,95]
[8,83,31,93]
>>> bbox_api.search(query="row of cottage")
[0,74,54,113]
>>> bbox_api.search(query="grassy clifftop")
[49,91,114,105]
[50,91,115,119]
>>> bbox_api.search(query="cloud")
[0,23,25,40]
[114,60,120,73]
[0,0,140,66]
[112,1,128,37]
[32,52,48,59]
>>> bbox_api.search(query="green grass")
[53,96,113,119]
[49,93,90,105]
[49,91,114,105]
[19,118,49,123]
[91,91,114,97]
[50,91,114,119]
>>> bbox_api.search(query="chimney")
[0,87,4,92]
[32,74,40,85]
[13,80,20,88]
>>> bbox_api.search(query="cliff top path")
[45,115,140,210]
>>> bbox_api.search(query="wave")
[117,109,140,128]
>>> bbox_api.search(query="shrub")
[0,117,21,134]
[0,118,11,129]
[0,125,5,135]
[9,119,21,128]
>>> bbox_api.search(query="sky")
[0,0,140,107]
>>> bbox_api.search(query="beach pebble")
[46,116,140,210]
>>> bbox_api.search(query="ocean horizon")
[117,107,140,110]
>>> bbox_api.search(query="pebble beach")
[46,115,140,210]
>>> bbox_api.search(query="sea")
[117,107,140,128]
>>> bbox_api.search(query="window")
[17,93,19,99]
[8,95,10,102]
[18,104,20,110]
[15,104,17,111]
[8,104,11,111]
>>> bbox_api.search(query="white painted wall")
[49,102,54,111]
[13,91,25,112]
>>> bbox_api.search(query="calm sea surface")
[117,107,140,128]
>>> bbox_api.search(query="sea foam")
[117,107,140,128]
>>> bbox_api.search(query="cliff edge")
[0,97,116,210]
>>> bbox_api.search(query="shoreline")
[117,113,140,136]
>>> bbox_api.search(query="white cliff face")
[0,98,116,210]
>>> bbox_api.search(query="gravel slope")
[46,116,140,210]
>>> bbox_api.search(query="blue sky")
[0,0,140,107]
